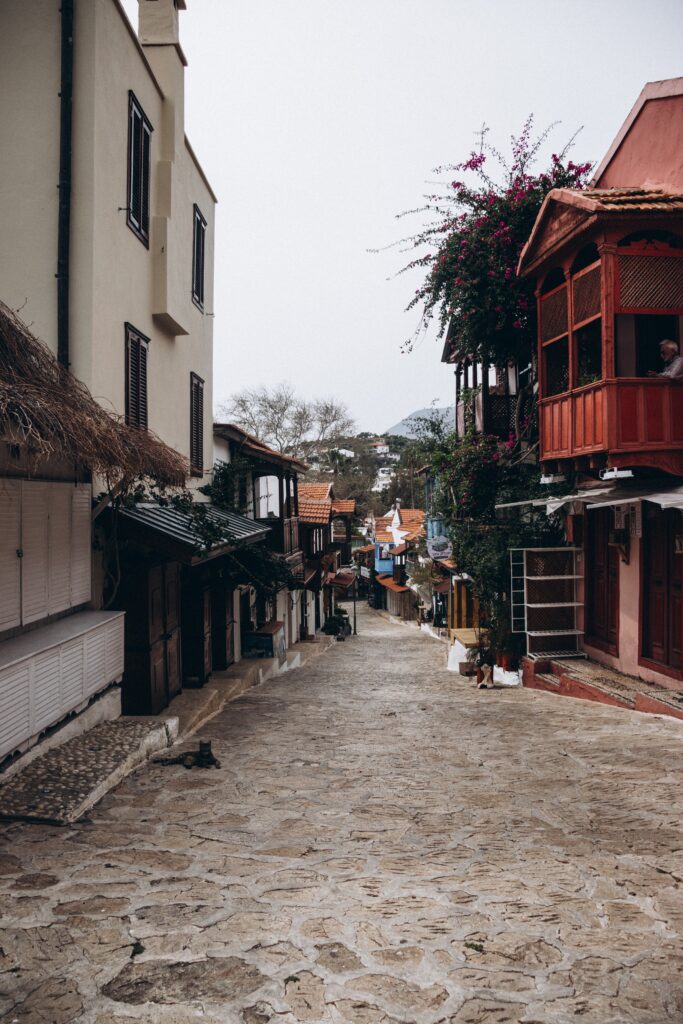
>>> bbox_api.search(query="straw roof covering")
[0,300,187,486]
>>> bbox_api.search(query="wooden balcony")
[540,378,683,475]
[257,516,300,556]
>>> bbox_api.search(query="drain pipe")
[57,0,74,368]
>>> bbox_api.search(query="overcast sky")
[122,0,682,432]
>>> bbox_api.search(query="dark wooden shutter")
[192,205,206,309]
[125,324,149,429]
[141,122,151,238]
[138,338,148,429]
[127,92,152,245]
[190,373,204,474]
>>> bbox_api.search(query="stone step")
[0,717,177,825]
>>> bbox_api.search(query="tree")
[393,118,592,367]
[220,382,354,462]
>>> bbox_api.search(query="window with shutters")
[125,323,149,430]
[127,91,152,245]
[190,372,205,476]
[192,205,206,310]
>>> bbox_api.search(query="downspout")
[57,0,74,368]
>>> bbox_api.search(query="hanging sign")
[427,535,453,561]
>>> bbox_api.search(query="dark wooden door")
[164,562,182,699]
[586,508,619,651]
[643,506,682,670]
[148,565,165,645]
[225,591,235,666]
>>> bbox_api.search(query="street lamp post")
[353,563,359,635]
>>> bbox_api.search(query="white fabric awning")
[584,485,683,510]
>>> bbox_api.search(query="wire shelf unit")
[510,547,584,659]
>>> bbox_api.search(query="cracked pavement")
[1,604,682,1023]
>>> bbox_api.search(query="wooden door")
[149,639,168,714]
[166,631,182,700]
[164,563,181,698]
[643,506,682,670]
[586,508,619,651]
[148,565,165,646]
[225,591,235,666]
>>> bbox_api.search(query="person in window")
[648,339,683,379]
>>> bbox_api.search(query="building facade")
[518,78,683,693]
[0,0,215,486]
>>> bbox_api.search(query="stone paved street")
[1,605,682,1024]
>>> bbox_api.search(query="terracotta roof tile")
[298,498,332,524]
[582,187,683,211]
[299,482,333,500]
[376,575,411,593]
[331,499,356,514]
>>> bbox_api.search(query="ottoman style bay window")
[519,190,683,477]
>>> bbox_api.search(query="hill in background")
[384,406,454,439]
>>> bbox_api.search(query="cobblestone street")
[1,605,682,1024]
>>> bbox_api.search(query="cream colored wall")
[0,0,61,353]
[0,0,216,489]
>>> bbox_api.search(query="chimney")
[138,0,186,47]
[137,0,187,163]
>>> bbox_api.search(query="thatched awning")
[0,301,187,486]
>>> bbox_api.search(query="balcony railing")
[257,515,300,555]
[457,393,517,440]
[540,378,683,468]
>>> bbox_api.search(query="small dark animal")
[156,739,221,769]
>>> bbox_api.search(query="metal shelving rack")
[510,547,584,659]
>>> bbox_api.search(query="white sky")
[121,0,682,432]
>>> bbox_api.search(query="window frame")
[190,372,205,476]
[192,204,207,310]
[125,323,150,430]
[127,91,153,247]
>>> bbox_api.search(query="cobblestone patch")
[0,718,176,824]
[0,605,682,1022]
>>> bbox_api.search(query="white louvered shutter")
[0,479,21,631]
[84,628,107,698]
[70,484,92,606]
[33,647,63,733]
[48,484,72,615]
[21,482,49,625]
[0,663,31,761]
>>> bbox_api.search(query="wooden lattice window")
[618,255,683,311]
[127,92,152,246]
[190,372,204,476]
[572,263,601,325]
[125,324,149,429]
[540,286,568,342]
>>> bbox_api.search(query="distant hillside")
[384,407,454,439]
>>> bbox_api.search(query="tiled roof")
[376,574,410,593]
[381,508,425,530]
[331,499,356,515]
[390,543,408,556]
[581,187,683,212]
[299,482,333,500]
[375,530,394,543]
[213,423,309,474]
[330,570,356,589]
[354,544,375,554]
[435,558,457,571]
[298,498,332,525]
